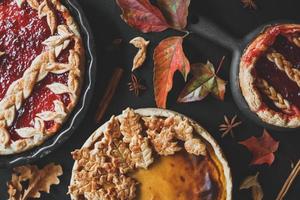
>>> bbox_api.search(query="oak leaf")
[239,129,279,166]
[7,163,63,200]
[157,0,191,30]
[240,172,263,200]
[177,61,226,103]
[115,0,169,33]
[129,36,150,71]
[153,36,190,108]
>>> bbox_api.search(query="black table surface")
[1,0,300,199]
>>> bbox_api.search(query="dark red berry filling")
[0,0,71,141]
[254,35,300,114]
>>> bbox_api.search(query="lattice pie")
[240,24,300,128]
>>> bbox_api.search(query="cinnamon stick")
[275,159,300,200]
[95,67,124,123]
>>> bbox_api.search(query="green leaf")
[177,61,226,103]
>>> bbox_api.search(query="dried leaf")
[153,36,190,108]
[239,129,279,166]
[240,172,263,200]
[130,37,150,71]
[178,61,226,103]
[116,0,169,33]
[157,0,191,30]
[7,163,63,200]
[241,0,257,9]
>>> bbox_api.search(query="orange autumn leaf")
[116,0,169,33]
[239,129,279,166]
[153,36,190,108]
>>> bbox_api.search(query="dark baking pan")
[0,0,96,168]
[190,16,299,132]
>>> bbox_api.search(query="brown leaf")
[115,0,169,33]
[177,61,226,103]
[7,163,63,200]
[130,36,150,71]
[157,0,191,30]
[239,129,279,166]
[241,0,257,9]
[153,36,190,108]
[240,172,264,200]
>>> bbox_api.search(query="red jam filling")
[255,35,300,114]
[273,35,300,68]
[0,0,71,141]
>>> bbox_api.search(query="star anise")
[241,0,257,9]
[219,115,242,138]
[128,74,146,96]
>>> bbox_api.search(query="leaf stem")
[216,56,226,74]
[182,30,190,39]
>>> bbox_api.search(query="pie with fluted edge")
[0,0,84,155]
[240,24,300,128]
[69,108,232,200]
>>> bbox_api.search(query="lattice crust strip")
[267,50,300,87]
[291,36,300,47]
[0,0,83,154]
[256,78,292,113]
[69,108,207,200]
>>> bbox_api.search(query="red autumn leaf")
[153,36,190,108]
[157,0,191,30]
[239,129,279,166]
[116,0,169,33]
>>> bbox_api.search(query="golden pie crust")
[0,0,84,154]
[239,24,300,128]
[69,108,232,200]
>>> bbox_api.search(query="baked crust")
[239,24,300,128]
[0,0,84,154]
[69,108,232,200]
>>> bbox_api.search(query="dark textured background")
[1,0,300,199]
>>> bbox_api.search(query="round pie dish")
[239,24,300,129]
[0,0,96,166]
[69,108,232,200]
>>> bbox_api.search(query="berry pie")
[0,0,84,154]
[240,24,300,128]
